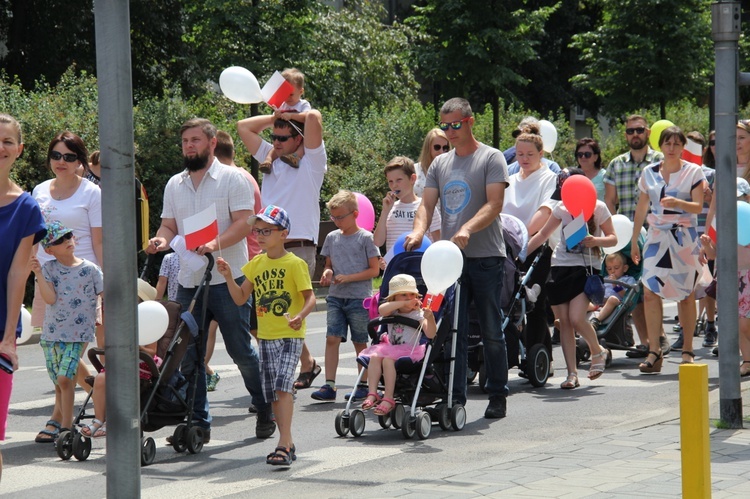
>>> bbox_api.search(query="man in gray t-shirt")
[406,97,510,420]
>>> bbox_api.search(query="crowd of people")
[2,69,749,471]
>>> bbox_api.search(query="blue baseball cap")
[41,221,74,248]
[248,205,291,231]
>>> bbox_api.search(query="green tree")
[405,0,557,147]
[571,0,713,119]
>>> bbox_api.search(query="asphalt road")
[1,301,723,498]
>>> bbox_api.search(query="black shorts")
[546,266,587,306]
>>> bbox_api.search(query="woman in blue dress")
[631,126,705,373]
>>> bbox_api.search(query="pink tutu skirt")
[359,342,426,363]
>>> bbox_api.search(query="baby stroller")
[577,240,643,365]
[467,214,551,389]
[57,254,213,465]
[334,250,463,440]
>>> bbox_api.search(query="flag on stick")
[184,204,218,250]
[262,71,295,109]
[563,213,588,250]
[681,138,703,165]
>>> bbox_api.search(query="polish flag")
[261,71,294,109]
[184,204,218,250]
[707,217,717,244]
[563,213,588,250]
[682,138,703,165]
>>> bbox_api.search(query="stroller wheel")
[392,404,406,429]
[450,404,466,431]
[141,436,156,466]
[186,426,204,454]
[334,410,350,436]
[171,424,188,453]
[437,404,451,431]
[527,344,551,388]
[350,409,366,437]
[401,411,416,439]
[416,411,432,440]
[56,430,74,461]
[72,432,92,461]
[377,412,392,429]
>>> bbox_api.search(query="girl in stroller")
[359,274,436,415]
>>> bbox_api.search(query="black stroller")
[334,251,464,440]
[57,254,213,465]
[467,215,552,389]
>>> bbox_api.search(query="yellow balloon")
[649,119,675,152]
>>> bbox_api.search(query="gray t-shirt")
[426,143,509,258]
[321,228,380,299]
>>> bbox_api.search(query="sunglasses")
[270,134,294,142]
[709,140,716,146]
[50,232,74,246]
[576,151,593,159]
[251,227,282,236]
[625,127,646,135]
[433,144,450,152]
[49,151,79,162]
[330,211,354,221]
[438,117,471,131]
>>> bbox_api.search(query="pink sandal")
[373,397,396,416]
[361,392,381,411]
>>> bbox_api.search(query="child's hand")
[581,235,597,248]
[280,112,293,121]
[382,191,396,211]
[378,257,386,271]
[216,257,232,278]
[699,234,716,260]
[333,273,349,284]
[29,256,42,275]
[285,313,302,330]
[319,268,333,286]
[423,308,434,321]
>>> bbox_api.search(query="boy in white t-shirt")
[260,68,311,173]
[373,156,441,267]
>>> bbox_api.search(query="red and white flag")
[707,217,717,244]
[184,204,218,250]
[682,138,703,165]
[261,71,294,109]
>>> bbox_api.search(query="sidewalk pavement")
[376,383,750,498]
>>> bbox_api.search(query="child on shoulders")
[359,274,436,416]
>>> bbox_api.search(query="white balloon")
[137,301,169,346]
[603,215,633,255]
[538,120,558,153]
[219,66,263,104]
[17,307,33,345]
[420,240,464,293]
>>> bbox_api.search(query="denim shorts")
[325,296,370,344]
[41,340,85,384]
[258,338,304,402]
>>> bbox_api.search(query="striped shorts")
[258,338,303,403]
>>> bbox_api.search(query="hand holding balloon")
[421,240,464,294]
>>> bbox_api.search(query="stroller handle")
[602,278,639,291]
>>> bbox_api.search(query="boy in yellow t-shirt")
[217,205,315,467]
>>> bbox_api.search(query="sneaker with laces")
[311,384,337,401]
[702,326,718,348]
[344,385,369,401]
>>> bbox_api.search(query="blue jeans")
[453,256,509,404]
[176,279,269,429]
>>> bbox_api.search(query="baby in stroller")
[358,274,436,416]
[589,252,637,329]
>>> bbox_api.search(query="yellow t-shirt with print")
[241,252,312,340]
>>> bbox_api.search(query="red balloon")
[561,175,597,220]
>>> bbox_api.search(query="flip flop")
[293,360,321,390]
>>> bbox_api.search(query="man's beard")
[628,137,646,151]
[183,150,210,172]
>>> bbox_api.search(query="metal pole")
[712,1,743,429]
[94,0,141,494]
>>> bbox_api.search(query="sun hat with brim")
[247,204,291,232]
[737,177,750,198]
[137,278,157,302]
[41,220,73,248]
[384,274,420,301]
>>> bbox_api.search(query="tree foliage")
[571,0,713,119]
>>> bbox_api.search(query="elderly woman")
[0,114,46,473]
[575,138,606,201]
[413,128,450,197]
[31,131,102,443]
[631,126,705,373]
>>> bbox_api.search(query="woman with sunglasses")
[574,138,606,201]
[30,131,102,443]
[0,114,46,475]
[414,128,450,197]
[631,126,705,373]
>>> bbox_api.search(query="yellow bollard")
[679,363,711,498]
